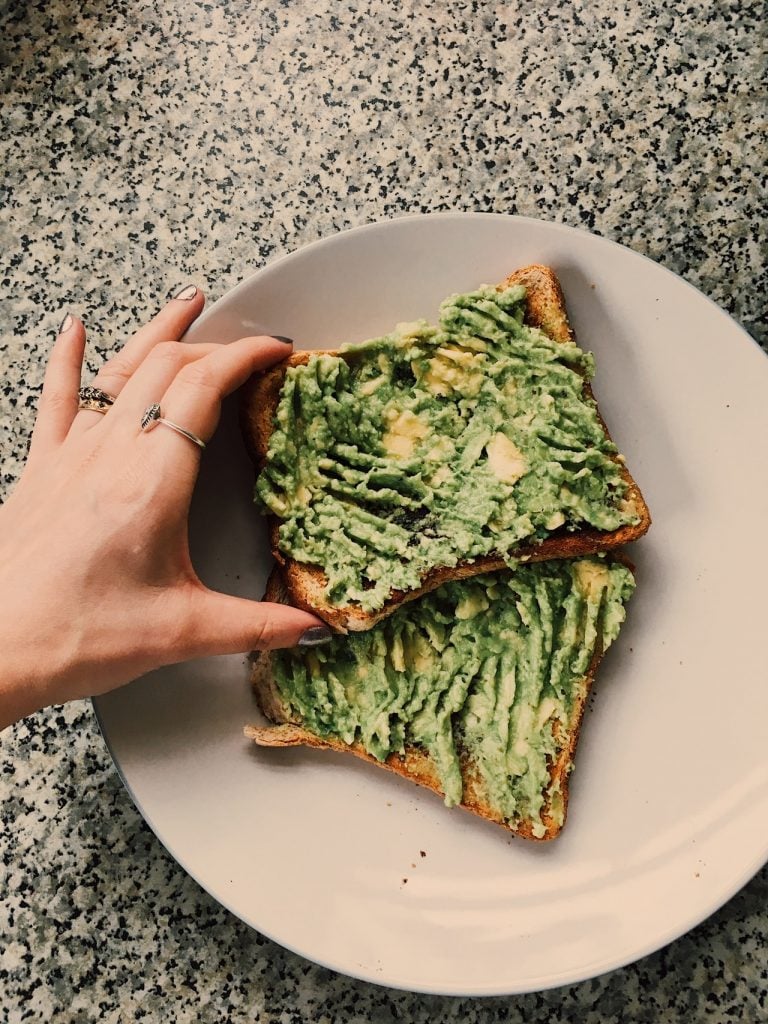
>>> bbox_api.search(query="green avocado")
[270,557,635,837]
[256,284,639,612]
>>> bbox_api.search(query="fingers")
[143,335,292,455]
[107,340,226,422]
[179,590,332,658]
[128,284,205,354]
[28,315,86,462]
[72,285,205,432]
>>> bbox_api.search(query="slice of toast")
[241,265,650,632]
[246,557,635,841]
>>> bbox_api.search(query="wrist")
[0,660,50,730]
[0,610,78,730]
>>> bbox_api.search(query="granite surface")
[1,0,767,1020]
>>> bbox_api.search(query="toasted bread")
[241,265,650,632]
[246,559,635,841]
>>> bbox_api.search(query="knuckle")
[161,606,196,656]
[96,353,134,387]
[249,616,276,651]
[167,586,211,656]
[177,358,217,392]
[100,457,148,511]
[148,340,183,369]
[40,387,73,414]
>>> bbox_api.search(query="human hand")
[0,286,329,730]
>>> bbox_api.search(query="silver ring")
[78,385,116,414]
[140,403,206,450]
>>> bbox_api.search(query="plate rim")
[94,212,768,996]
[187,211,763,360]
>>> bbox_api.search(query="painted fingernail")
[58,313,73,334]
[297,625,333,647]
[271,335,294,345]
[173,284,198,301]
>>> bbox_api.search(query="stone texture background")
[1,1,766,1020]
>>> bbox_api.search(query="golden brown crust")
[249,565,618,843]
[240,264,651,632]
[239,351,317,473]
[501,264,575,344]
[245,719,557,841]
[245,565,613,840]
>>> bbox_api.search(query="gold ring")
[78,385,116,414]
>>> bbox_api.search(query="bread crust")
[240,265,651,632]
[245,566,615,841]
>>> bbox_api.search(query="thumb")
[183,589,333,657]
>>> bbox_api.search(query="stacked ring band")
[140,403,206,450]
[78,385,116,413]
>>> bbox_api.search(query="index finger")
[73,285,206,432]
[142,334,293,452]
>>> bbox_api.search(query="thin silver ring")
[140,403,206,450]
[78,385,116,414]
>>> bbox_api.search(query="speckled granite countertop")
[1,1,766,1020]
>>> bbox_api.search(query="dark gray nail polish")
[297,625,333,647]
[272,335,294,345]
[172,284,198,301]
[58,313,73,334]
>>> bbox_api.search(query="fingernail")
[172,284,198,301]
[271,335,294,345]
[297,625,333,647]
[58,313,73,334]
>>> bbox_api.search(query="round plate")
[94,214,768,995]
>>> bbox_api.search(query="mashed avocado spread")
[256,284,639,612]
[271,557,635,836]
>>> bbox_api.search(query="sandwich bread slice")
[246,555,636,841]
[242,265,650,632]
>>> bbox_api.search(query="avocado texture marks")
[255,285,640,613]
[268,557,635,838]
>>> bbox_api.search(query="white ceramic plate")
[94,214,768,996]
